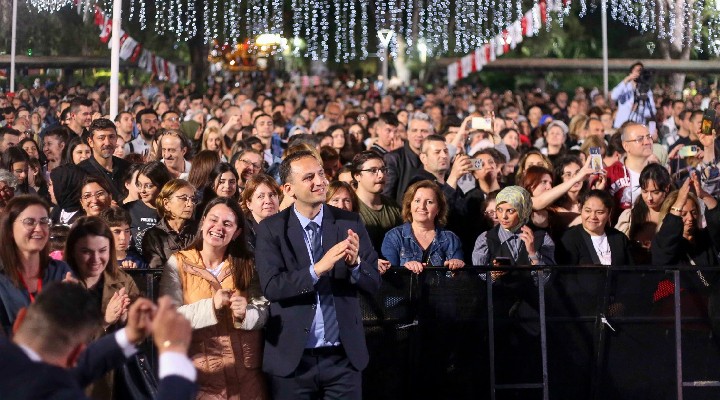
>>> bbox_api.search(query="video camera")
[635,68,654,102]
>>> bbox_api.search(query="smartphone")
[702,109,716,135]
[493,257,513,266]
[468,159,484,170]
[589,147,603,172]
[471,116,492,131]
[679,145,699,158]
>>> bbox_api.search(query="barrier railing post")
[487,271,496,400]
[674,269,683,400]
[537,268,549,400]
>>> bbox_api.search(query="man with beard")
[77,118,131,200]
[351,151,403,273]
[125,109,159,157]
[233,149,264,192]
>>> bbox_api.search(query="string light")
[22,0,720,62]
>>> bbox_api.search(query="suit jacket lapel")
[581,229,602,265]
[322,206,346,279]
[287,212,312,271]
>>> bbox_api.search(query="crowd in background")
[1,61,720,398]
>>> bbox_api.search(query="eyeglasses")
[136,182,156,190]
[173,195,198,204]
[484,210,496,218]
[624,134,653,144]
[19,217,50,229]
[239,159,262,170]
[81,190,108,201]
[359,167,389,175]
[164,117,180,122]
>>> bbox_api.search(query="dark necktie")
[306,222,340,344]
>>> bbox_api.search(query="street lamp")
[377,29,394,95]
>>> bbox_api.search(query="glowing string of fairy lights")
[24,0,720,60]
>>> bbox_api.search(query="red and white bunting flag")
[461,55,472,78]
[447,62,458,87]
[99,16,112,43]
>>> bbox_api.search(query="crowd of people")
[0,60,720,398]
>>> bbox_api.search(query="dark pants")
[269,348,362,400]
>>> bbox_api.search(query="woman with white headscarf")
[471,186,556,268]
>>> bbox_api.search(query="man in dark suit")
[383,111,434,203]
[256,150,381,399]
[0,282,197,400]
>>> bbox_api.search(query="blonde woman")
[201,126,228,161]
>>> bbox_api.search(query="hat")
[546,120,568,135]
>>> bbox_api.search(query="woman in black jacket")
[141,179,198,269]
[558,189,633,266]
[648,172,720,394]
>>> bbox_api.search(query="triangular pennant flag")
[99,16,112,43]
[447,62,458,87]
[119,36,138,60]
[129,44,142,63]
[474,47,485,69]
[461,55,472,78]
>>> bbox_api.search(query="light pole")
[377,29,394,95]
[109,0,122,119]
[10,0,17,93]
[601,0,608,98]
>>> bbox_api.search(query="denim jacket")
[381,223,464,267]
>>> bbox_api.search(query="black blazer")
[0,334,197,400]
[255,204,381,377]
[558,225,633,266]
[382,141,422,204]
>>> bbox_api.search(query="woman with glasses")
[79,177,113,218]
[64,216,140,398]
[160,197,269,399]
[240,174,281,249]
[142,179,199,269]
[122,161,172,254]
[0,195,74,335]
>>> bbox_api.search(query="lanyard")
[19,275,42,303]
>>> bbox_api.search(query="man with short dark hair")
[0,282,197,399]
[161,110,182,131]
[66,98,93,136]
[370,112,399,155]
[0,126,20,152]
[351,151,402,270]
[253,113,283,165]
[255,150,380,399]
[78,118,131,200]
[114,111,135,142]
[126,109,158,156]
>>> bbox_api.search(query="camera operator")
[611,61,656,128]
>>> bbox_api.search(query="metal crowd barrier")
[125,266,720,400]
